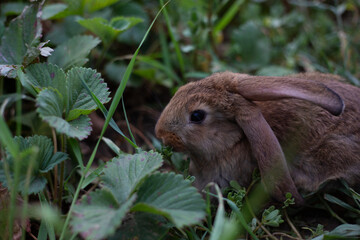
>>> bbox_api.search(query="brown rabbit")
[155,71,360,204]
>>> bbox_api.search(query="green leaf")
[21,64,110,139]
[313,224,360,240]
[77,17,142,47]
[66,67,111,121]
[1,3,28,16]
[18,63,67,96]
[36,88,64,118]
[81,163,105,189]
[110,212,169,240]
[231,21,271,70]
[83,0,120,13]
[20,64,110,120]
[42,4,68,20]
[213,0,244,40]
[48,35,100,71]
[36,88,92,140]
[131,172,206,228]
[112,2,149,45]
[262,206,284,227]
[101,151,163,204]
[45,0,83,19]
[71,189,136,240]
[324,194,360,214]
[210,184,240,240]
[0,116,19,158]
[0,135,68,194]
[0,3,42,77]
[102,137,122,156]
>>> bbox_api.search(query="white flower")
[40,47,54,57]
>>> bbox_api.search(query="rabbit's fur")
[155,72,360,204]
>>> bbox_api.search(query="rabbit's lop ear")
[233,75,345,116]
[231,75,344,204]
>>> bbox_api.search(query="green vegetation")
[0,0,359,239]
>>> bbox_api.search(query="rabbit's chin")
[187,140,257,192]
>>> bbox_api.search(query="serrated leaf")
[0,3,42,77]
[36,88,93,140]
[77,17,142,47]
[71,189,136,240]
[0,135,68,194]
[21,63,109,139]
[18,63,66,96]
[66,67,110,121]
[101,151,163,204]
[36,88,64,118]
[48,35,100,70]
[131,172,206,228]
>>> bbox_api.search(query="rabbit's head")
[155,72,344,203]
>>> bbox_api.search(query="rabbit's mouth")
[156,130,185,152]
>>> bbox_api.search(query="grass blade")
[76,68,137,148]
[159,0,184,77]
[213,0,244,38]
[0,116,19,157]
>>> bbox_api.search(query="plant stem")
[319,195,347,224]
[96,41,113,69]
[159,0,185,78]
[15,77,22,136]
[245,197,278,240]
[284,209,303,240]
[0,76,3,96]
[122,98,136,145]
[7,155,22,240]
[21,149,37,240]
[51,128,58,204]
[58,134,66,210]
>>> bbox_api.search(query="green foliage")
[101,151,163,204]
[313,224,360,240]
[0,3,46,77]
[109,212,168,240]
[48,35,100,70]
[0,135,68,194]
[132,172,206,227]
[78,16,143,47]
[231,21,271,70]
[261,206,284,227]
[19,64,110,139]
[71,190,136,240]
[71,151,206,240]
[225,180,246,210]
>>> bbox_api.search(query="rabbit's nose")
[156,130,185,151]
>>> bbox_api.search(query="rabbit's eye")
[190,110,206,123]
